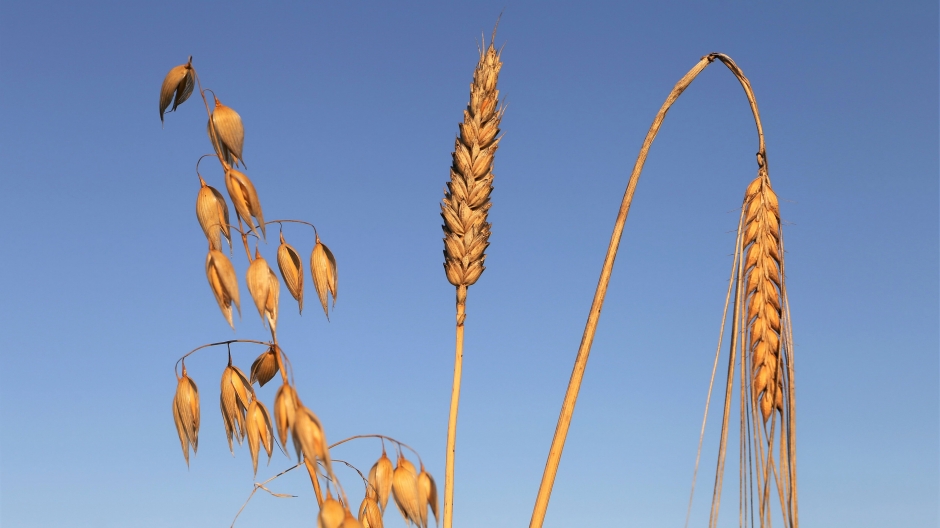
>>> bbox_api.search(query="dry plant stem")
[708,235,745,528]
[444,288,466,528]
[231,462,302,528]
[329,434,423,464]
[529,53,769,528]
[684,206,746,528]
[304,456,325,507]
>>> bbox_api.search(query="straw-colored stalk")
[440,33,503,528]
[528,53,798,528]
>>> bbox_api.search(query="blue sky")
[1,1,937,527]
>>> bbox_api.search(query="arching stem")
[528,53,770,528]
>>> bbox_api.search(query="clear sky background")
[1,1,937,527]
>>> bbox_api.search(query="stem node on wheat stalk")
[528,53,798,528]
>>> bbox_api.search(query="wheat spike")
[742,172,784,423]
[441,40,503,295]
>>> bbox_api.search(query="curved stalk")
[529,53,770,528]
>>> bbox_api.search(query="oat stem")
[529,53,769,528]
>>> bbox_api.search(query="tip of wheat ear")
[441,40,503,291]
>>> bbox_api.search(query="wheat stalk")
[440,28,503,528]
[528,53,800,528]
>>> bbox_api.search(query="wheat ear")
[529,53,782,528]
[440,31,503,528]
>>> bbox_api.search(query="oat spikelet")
[159,57,194,124]
[211,95,245,167]
[292,404,332,474]
[742,172,784,423]
[368,450,395,511]
[196,177,231,252]
[206,249,240,329]
[220,361,254,452]
[340,509,364,528]
[418,465,439,527]
[247,249,280,332]
[250,345,278,387]
[392,455,422,526]
[225,168,266,240]
[172,366,200,465]
[277,232,304,313]
[310,235,338,319]
[441,40,503,292]
[246,399,274,475]
[274,383,298,451]
[359,496,384,528]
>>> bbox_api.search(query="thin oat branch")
[174,339,270,377]
[529,53,774,528]
[230,462,302,528]
[328,434,423,466]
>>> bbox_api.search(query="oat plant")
[160,57,438,528]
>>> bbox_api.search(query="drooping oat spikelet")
[247,250,280,331]
[172,366,200,465]
[742,172,784,423]
[225,168,266,240]
[211,96,245,167]
[208,118,237,168]
[441,40,503,292]
[277,232,304,313]
[359,496,384,528]
[274,383,298,451]
[319,495,346,528]
[246,399,274,475]
[368,450,395,511]
[310,235,338,319]
[249,345,278,387]
[220,361,254,452]
[196,177,231,252]
[292,404,332,474]
[159,57,194,124]
[417,466,439,527]
[392,455,422,526]
[206,248,240,329]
